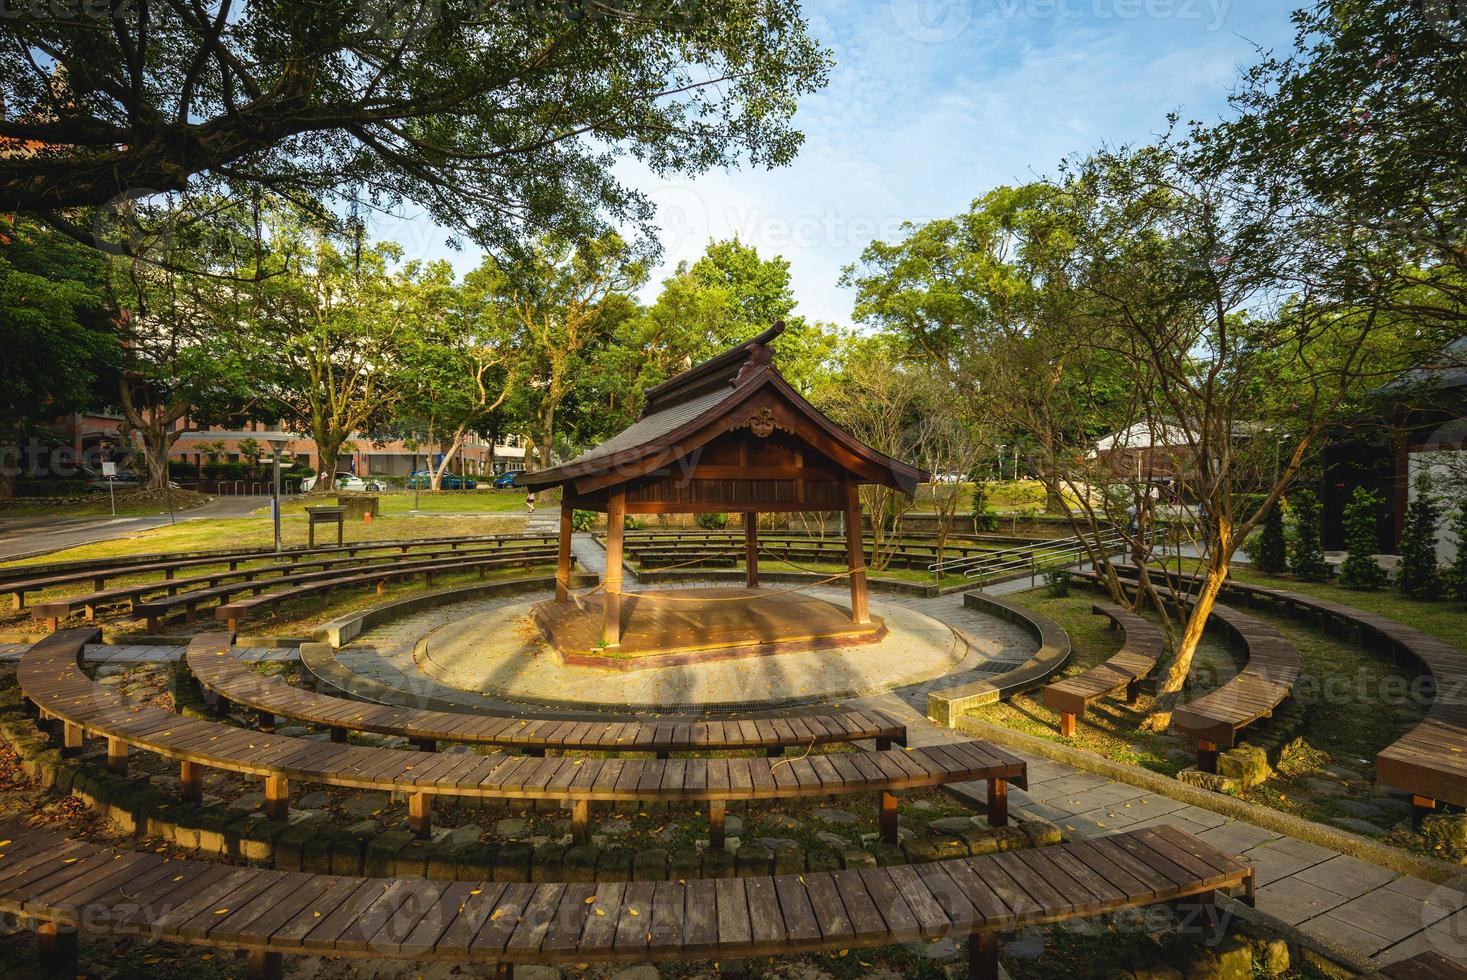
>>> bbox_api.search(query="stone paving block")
[1326,888,1453,943]
[1381,876,1467,913]
[1298,910,1393,956]
[1293,853,1398,899]
[1234,844,1318,887]
[1265,835,1341,864]
[1424,908,1467,959]
[1253,874,1351,925]
[1196,819,1281,854]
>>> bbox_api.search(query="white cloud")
[371,0,1298,326]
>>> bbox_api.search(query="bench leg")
[718,959,748,980]
[524,747,544,758]
[180,761,204,803]
[655,751,670,760]
[106,737,127,775]
[329,726,347,743]
[1412,795,1436,830]
[968,931,998,980]
[226,617,238,633]
[1196,739,1218,773]
[494,962,513,980]
[247,949,283,980]
[880,790,899,844]
[257,710,275,733]
[409,792,432,839]
[766,746,784,758]
[709,800,727,850]
[412,737,436,752]
[572,798,590,842]
[1058,711,1075,738]
[1124,680,1139,706]
[264,775,289,821]
[36,921,78,975]
[876,737,891,751]
[45,615,58,633]
[61,720,83,756]
[987,778,1008,828]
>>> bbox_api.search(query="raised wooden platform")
[532,587,887,669]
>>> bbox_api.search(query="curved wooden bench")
[29,541,555,630]
[0,820,1251,980]
[3,534,559,610]
[1074,570,1300,772]
[1042,603,1165,737]
[1111,566,1467,825]
[121,548,558,632]
[20,630,1025,845]
[927,592,1073,727]
[186,633,908,755]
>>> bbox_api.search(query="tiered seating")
[1042,603,1165,737]
[0,820,1254,980]
[28,540,551,629]
[1111,567,1467,826]
[3,533,556,610]
[1074,570,1301,772]
[186,633,908,754]
[20,630,1027,845]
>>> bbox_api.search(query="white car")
[300,474,383,492]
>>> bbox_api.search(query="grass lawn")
[0,514,529,569]
[0,494,211,518]
[976,583,1438,854]
[267,490,533,516]
[1226,565,1467,647]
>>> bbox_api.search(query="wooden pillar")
[879,790,898,844]
[409,792,432,838]
[844,481,870,624]
[602,491,626,647]
[106,737,127,775]
[247,950,284,980]
[36,922,78,975]
[968,931,998,980]
[745,513,759,588]
[572,798,590,842]
[264,774,289,821]
[1197,738,1219,773]
[987,778,1008,828]
[1058,711,1076,738]
[180,761,204,803]
[709,800,726,850]
[556,500,574,601]
[1412,794,1436,830]
[61,721,83,756]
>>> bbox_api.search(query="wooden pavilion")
[520,322,929,660]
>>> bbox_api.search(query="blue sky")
[377,0,1302,326]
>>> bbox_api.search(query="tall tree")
[469,232,648,470]
[390,260,516,491]
[0,217,118,497]
[1,2,829,261]
[251,216,409,489]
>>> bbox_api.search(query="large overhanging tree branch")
[1,0,830,258]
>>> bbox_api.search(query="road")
[0,495,269,562]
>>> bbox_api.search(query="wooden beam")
[745,513,759,588]
[556,500,573,602]
[602,489,626,647]
[845,481,870,625]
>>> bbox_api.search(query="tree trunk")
[1139,557,1227,732]
[429,429,466,492]
[311,427,345,492]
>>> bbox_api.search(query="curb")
[953,714,1467,888]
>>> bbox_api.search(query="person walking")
[526,490,536,514]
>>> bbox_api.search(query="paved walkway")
[0,495,270,562]
[864,620,1467,971]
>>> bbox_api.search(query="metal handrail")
[962,530,1130,587]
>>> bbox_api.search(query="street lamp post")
[265,437,290,554]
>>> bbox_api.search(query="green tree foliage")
[1399,473,1444,599]
[1289,489,1329,583]
[1,2,830,260]
[468,232,649,470]
[1206,0,1466,331]
[1339,486,1387,590]
[1253,496,1289,575]
[0,218,118,495]
[1449,498,1467,603]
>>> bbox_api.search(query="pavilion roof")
[520,321,927,495]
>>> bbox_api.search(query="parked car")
[493,470,524,489]
[301,474,384,492]
[405,470,478,490]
